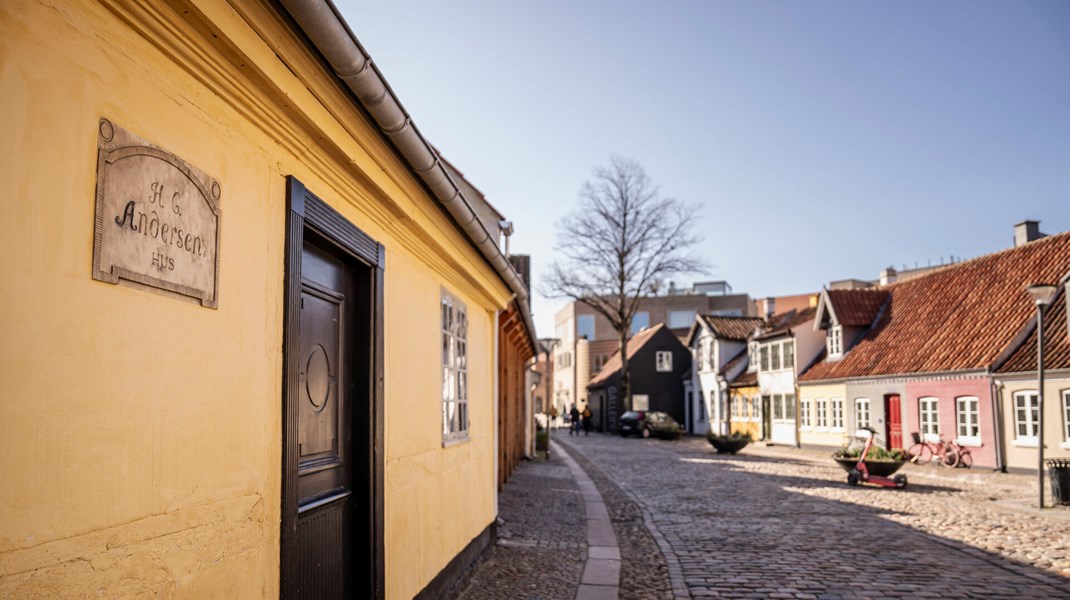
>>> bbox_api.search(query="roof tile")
[826,289,889,327]
[802,232,1070,381]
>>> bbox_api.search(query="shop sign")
[92,118,221,308]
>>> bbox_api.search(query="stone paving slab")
[581,558,621,586]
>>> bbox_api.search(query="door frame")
[281,176,385,599]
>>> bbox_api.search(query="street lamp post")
[1026,283,1058,510]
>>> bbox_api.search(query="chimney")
[879,267,897,286]
[668,281,677,295]
[1014,220,1045,247]
[761,297,776,319]
[508,254,531,291]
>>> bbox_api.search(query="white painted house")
[685,315,765,435]
[755,307,825,446]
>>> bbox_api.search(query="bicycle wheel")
[957,449,973,469]
[941,448,959,468]
[907,443,931,465]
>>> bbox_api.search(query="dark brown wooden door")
[293,241,360,598]
[885,394,903,449]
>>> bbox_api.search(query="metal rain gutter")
[277,0,538,352]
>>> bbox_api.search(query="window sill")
[955,437,982,448]
[815,427,829,432]
[1061,441,1070,450]
[831,427,846,433]
[442,435,470,448]
[1012,438,1038,448]
[800,426,812,431]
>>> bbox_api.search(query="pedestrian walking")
[581,406,592,436]
[569,405,580,436]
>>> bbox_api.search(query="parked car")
[619,411,681,438]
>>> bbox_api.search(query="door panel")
[885,394,903,449]
[293,241,359,597]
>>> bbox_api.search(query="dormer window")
[827,325,843,357]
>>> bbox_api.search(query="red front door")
[885,394,902,449]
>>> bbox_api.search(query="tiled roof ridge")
[882,230,1070,291]
[800,229,1070,382]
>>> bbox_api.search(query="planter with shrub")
[707,431,752,454]
[832,445,907,477]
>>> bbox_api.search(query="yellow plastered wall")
[798,383,849,448]
[729,385,761,439]
[0,0,508,597]
[998,376,1070,472]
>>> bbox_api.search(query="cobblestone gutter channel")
[556,436,683,600]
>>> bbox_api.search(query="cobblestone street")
[465,432,1070,599]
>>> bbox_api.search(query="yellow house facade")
[797,382,850,450]
[0,0,535,597]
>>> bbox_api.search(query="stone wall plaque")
[93,118,221,308]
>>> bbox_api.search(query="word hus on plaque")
[92,118,221,308]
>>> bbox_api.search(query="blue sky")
[337,1,1070,336]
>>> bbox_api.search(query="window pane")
[668,310,696,329]
[1064,391,1070,440]
[631,312,650,334]
[771,344,781,370]
[760,346,769,371]
[784,343,794,370]
[577,315,596,340]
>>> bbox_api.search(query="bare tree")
[543,156,707,415]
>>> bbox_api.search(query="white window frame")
[442,289,468,445]
[831,397,845,431]
[854,397,871,433]
[771,344,781,371]
[1012,391,1039,447]
[750,396,761,422]
[919,396,940,442]
[955,396,982,447]
[827,325,843,357]
[783,341,794,373]
[800,398,812,429]
[1063,390,1070,449]
[656,351,673,372]
[816,398,828,430]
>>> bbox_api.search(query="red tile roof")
[996,285,1069,373]
[825,289,890,327]
[729,370,757,388]
[587,324,665,387]
[757,307,818,339]
[802,232,1070,381]
[699,315,766,341]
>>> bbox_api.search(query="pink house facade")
[903,375,997,469]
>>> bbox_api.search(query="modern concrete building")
[552,281,752,416]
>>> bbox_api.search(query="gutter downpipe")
[989,373,1006,473]
[278,0,538,353]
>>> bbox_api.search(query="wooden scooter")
[847,426,908,489]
